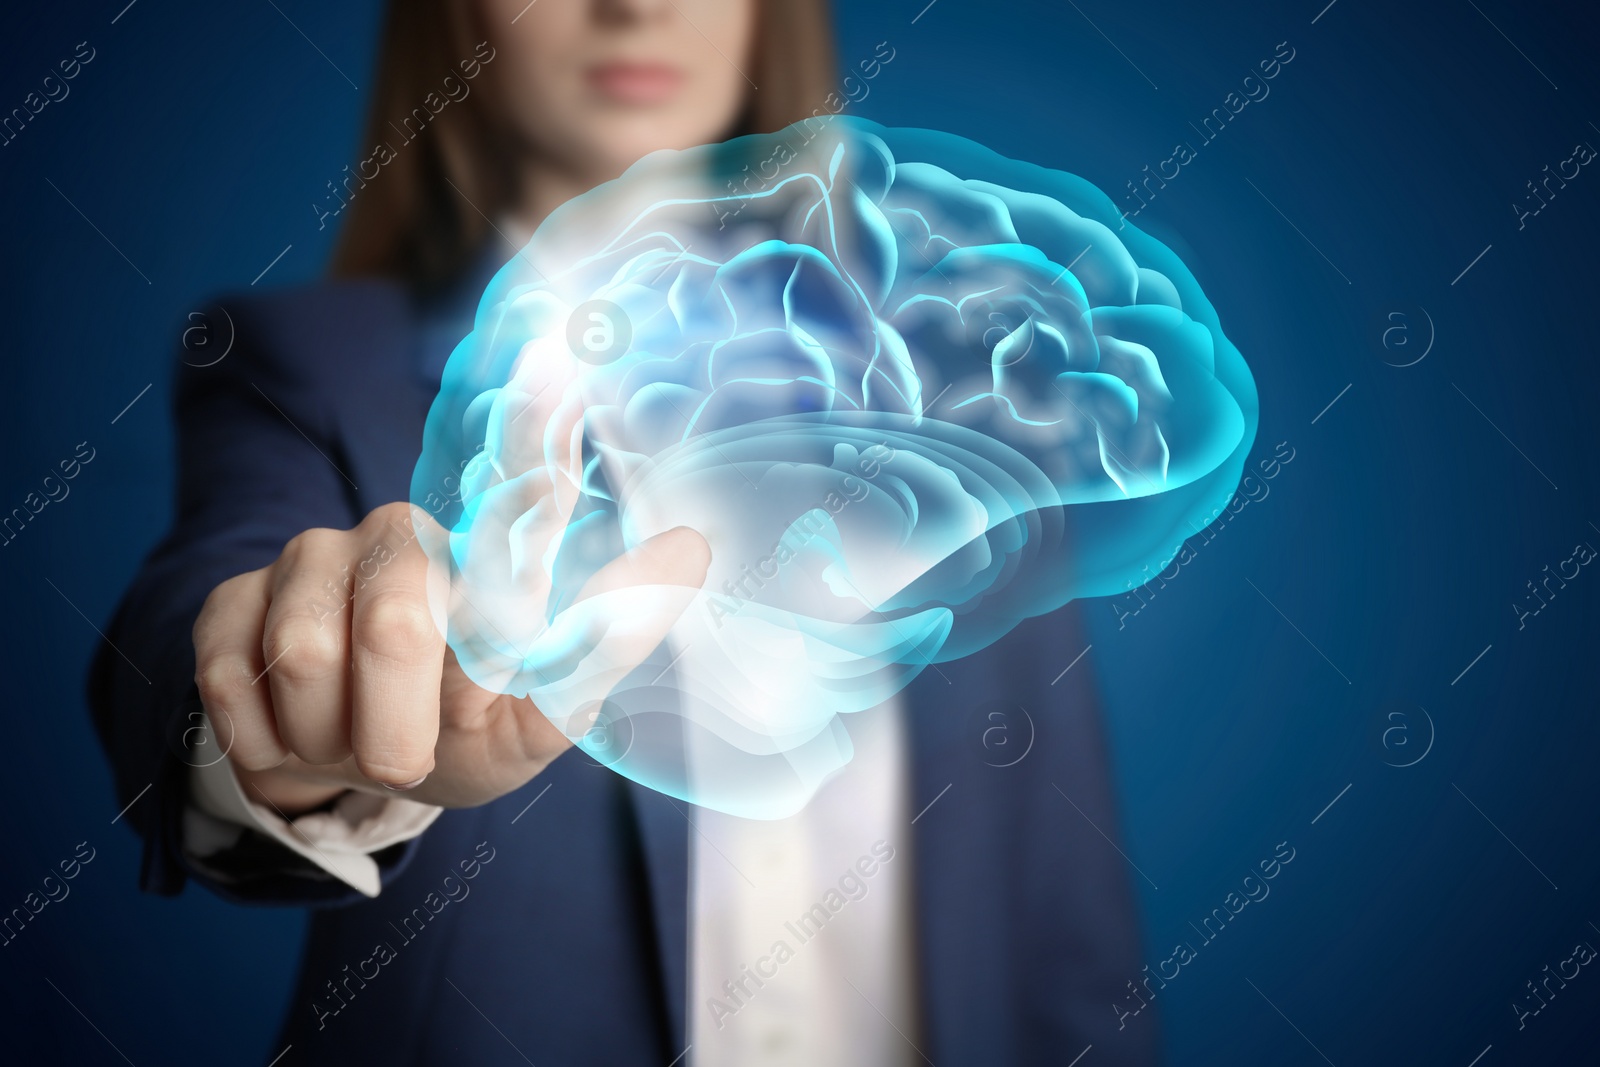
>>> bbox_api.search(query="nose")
[593,0,676,25]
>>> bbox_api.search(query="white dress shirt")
[185,698,918,1067]
[688,696,918,1067]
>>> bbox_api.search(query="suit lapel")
[628,782,691,1056]
[906,626,1027,1063]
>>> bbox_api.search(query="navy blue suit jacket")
[88,255,1161,1066]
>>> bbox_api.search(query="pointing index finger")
[349,508,445,788]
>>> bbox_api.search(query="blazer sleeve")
[86,293,427,907]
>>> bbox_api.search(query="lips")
[587,61,685,105]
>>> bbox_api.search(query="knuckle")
[279,527,341,567]
[368,501,416,529]
[194,571,258,642]
[194,656,251,714]
[265,617,345,683]
[203,569,252,605]
[356,595,440,659]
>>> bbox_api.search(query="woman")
[90,1,1157,1063]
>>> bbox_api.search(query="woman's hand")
[192,501,709,815]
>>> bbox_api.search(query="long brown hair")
[330,0,837,293]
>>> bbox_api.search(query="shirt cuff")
[183,727,443,899]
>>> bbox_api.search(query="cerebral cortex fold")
[414,116,1258,817]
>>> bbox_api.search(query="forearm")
[89,296,361,897]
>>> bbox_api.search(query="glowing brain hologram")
[412,116,1259,817]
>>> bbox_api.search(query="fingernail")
[382,776,428,792]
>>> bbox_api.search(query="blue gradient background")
[2,1,1596,1064]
